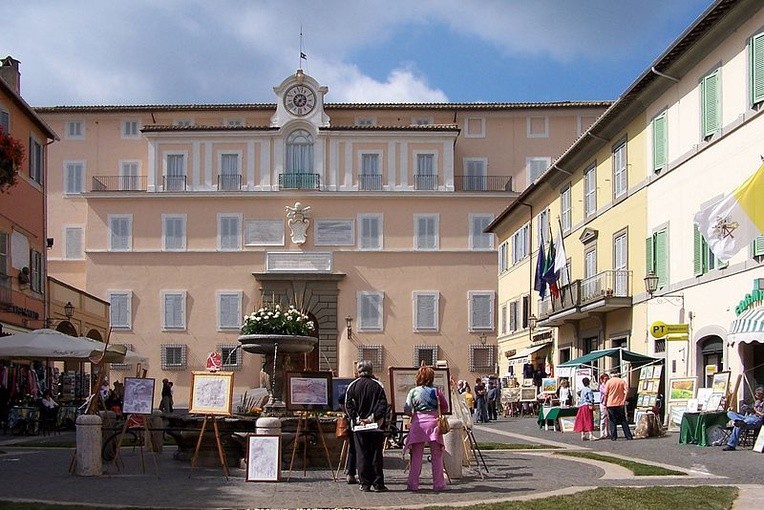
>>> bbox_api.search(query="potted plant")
[0,127,24,193]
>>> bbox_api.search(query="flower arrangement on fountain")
[0,127,25,193]
[240,303,315,337]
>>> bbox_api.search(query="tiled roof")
[35,100,611,114]
[140,123,460,133]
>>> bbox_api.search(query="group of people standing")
[572,371,633,441]
[456,377,498,423]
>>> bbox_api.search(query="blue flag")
[533,243,547,298]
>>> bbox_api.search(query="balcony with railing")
[454,175,513,192]
[218,174,242,191]
[92,176,147,192]
[414,174,438,190]
[358,174,383,191]
[279,173,321,190]
[537,270,632,326]
[164,175,187,191]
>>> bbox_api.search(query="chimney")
[0,56,21,94]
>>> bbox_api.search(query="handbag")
[437,391,450,435]
[335,416,350,438]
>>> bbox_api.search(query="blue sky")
[2,0,713,106]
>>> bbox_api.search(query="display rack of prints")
[636,364,662,410]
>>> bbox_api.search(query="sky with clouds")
[2,0,713,106]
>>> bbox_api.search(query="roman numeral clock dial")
[284,85,316,116]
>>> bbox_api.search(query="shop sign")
[735,281,764,315]
[531,330,553,344]
[649,321,688,338]
[504,349,517,358]
[7,305,40,319]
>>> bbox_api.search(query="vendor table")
[537,406,578,430]
[7,406,40,435]
[679,411,728,446]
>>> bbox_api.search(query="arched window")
[286,129,313,174]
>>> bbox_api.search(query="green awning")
[558,347,659,367]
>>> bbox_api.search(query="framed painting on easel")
[122,377,155,415]
[388,366,451,415]
[285,371,333,412]
[189,371,235,416]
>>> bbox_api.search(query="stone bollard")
[76,414,103,476]
[443,418,464,479]
[149,411,164,453]
[242,416,283,469]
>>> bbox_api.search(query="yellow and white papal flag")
[693,162,764,262]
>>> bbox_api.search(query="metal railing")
[279,173,321,190]
[91,176,147,192]
[414,174,438,190]
[454,175,513,192]
[164,175,187,191]
[580,270,631,303]
[218,174,242,191]
[358,174,382,190]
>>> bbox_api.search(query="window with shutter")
[29,138,43,184]
[358,214,382,250]
[527,157,550,183]
[66,121,83,139]
[0,232,7,275]
[693,225,706,276]
[464,159,486,190]
[560,185,571,233]
[109,215,132,251]
[414,214,438,250]
[218,292,242,330]
[751,32,764,107]
[0,109,9,132]
[753,236,764,257]
[358,292,383,331]
[162,292,186,330]
[109,292,132,329]
[498,242,508,273]
[120,161,140,191]
[536,209,550,247]
[163,215,186,251]
[614,231,628,294]
[652,113,667,172]
[218,214,241,251]
[30,250,42,293]
[509,301,518,332]
[470,214,493,250]
[612,141,627,199]
[584,165,596,217]
[500,304,507,335]
[654,230,668,287]
[701,70,721,138]
[64,227,84,259]
[65,162,84,194]
[414,292,439,331]
[469,291,494,331]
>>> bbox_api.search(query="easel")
[335,436,350,480]
[287,412,336,481]
[110,413,159,476]
[462,427,488,478]
[189,414,229,479]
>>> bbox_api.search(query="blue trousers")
[726,411,763,448]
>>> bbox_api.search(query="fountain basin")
[239,334,317,354]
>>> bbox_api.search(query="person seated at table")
[722,386,764,451]
[40,389,59,411]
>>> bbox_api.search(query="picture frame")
[558,416,576,432]
[245,434,281,482]
[520,387,537,402]
[705,393,723,412]
[640,366,650,379]
[666,403,686,431]
[331,377,355,412]
[189,371,235,416]
[711,371,731,395]
[388,366,451,415]
[541,377,557,394]
[285,371,332,412]
[668,377,696,401]
[122,377,155,415]
[696,387,714,409]
[652,365,663,379]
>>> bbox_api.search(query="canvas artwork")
[285,371,332,411]
[246,434,281,482]
[189,371,234,416]
[640,366,651,379]
[669,378,696,401]
[705,393,723,412]
[696,387,714,409]
[520,387,537,402]
[541,378,557,394]
[667,403,686,430]
[558,416,576,432]
[389,367,451,414]
[331,377,354,412]
[122,377,155,415]
[711,371,731,395]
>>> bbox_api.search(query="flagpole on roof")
[298,27,306,70]
[555,216,571,288]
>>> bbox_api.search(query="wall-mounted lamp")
[64,301,74,319]
[479,333,487,346]
[46,238,54,249]
[345,314,353,338]
[529,314,538,331]
[644,271,684,305]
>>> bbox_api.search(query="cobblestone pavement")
[0,415,761,509]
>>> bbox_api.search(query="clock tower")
[271,69,329,128]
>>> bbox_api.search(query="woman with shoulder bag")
[573,377,595,440]
[403,366,450,492]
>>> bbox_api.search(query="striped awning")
[729,308,764,345]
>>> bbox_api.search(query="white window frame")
[413,291,439,332]
[463,158,487,191]
[612,140,627,199]
[500,303,508,335]
[163,151,187,190]
[218,213,242,251]
[217,291,243,331]
[109,291,132,330]
[414,214,439,251]
[161,344,188,370]
[358,291,383,332]
[511,223,530,265]
[498,241,508,273]
[218,151,242,190]
[63,226,84,260]
[0,106,9,132]
[66,120,84,139]
[108,214,132,252]
[64,160,85,194]
[526,116,549,138]
[469,214,494,251]
[464,117,486,138]
[162,214,187,252]
[561,185,572,233]
[536,209,550,248]
[527,157,550,183]
[29,137,43,185]
[162,291,187,331]
[121,120,140,139]
[468,291,495,332]
[584,164,597,218]
[119,160,141,191]
[358,213,383,251]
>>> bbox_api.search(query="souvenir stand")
[633,364,664,437]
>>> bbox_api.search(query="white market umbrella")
[0,329,105,361]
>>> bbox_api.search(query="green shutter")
[693,225,705,276]
[655,230,668,288]
[645,236,654,274]
[702,72,720,138]
[751,33,764,106]
[753,236,764,257]
[653,114,667,172]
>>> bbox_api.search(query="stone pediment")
[579,227,598,244]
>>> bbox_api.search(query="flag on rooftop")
[693,162,764,262]
[542,236,559,299]
[552,226,568,275]
[534,243,547,298]
[300,52,307,60]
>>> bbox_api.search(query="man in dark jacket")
[345,360,389,492]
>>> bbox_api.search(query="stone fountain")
[238,333,318,415]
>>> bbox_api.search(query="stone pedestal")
[443,418,464,479]
[149,411,165,452]
[76,414,102,476]
[256,416,282,435]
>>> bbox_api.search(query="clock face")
[284,85,316,116]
